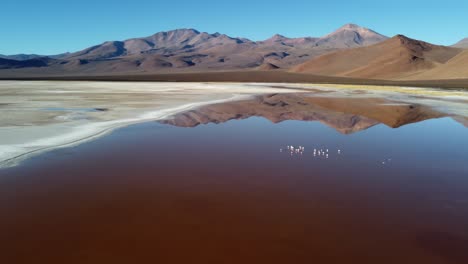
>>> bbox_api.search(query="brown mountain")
[259,24,387,49]
[313,23,388,48]
[0,24,389,75]
[406,49,468,80]
[250,24,387,69]
[61,24,387,72]
[0,54,44,61]
[292,35,463,79]
[452,38,468,48]
[0,53,69,61]
[66,29,254,60]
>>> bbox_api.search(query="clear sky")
[2,0,467,55]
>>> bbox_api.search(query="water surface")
[1,107,467,263]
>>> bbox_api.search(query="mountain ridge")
[2,24,468,81]
[0,24,389,75]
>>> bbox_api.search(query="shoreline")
[0,95,260,169]
[1,71,468,90]
[0,81,313,169]
[1,81,467,169]
[0,94,253,169]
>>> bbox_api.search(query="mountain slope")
[257,62,280,70]
[66,41,127,60]
[65,29,255,60]
[0,57,52,69]
[292,35,463,79]
[452,38,468,48]
[406,49,468,79]
[0,54,44,61]
[0,53,69,61]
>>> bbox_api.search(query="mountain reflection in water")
[161,93,455,134]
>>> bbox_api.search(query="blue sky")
[1,0,467,55]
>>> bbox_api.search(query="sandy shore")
[1,81,467,168]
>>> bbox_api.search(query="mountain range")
[0,23,467,81]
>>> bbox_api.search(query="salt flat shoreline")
[1,71,468,90]
[1,81,467,169]
[0,81,310,168]
[0,95,249,168]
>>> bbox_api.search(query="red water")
[1,117,467,264]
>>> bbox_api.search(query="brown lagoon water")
[1,97,468,264]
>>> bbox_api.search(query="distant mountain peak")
[272,34,287,39]
[339,23,362,29]
[390,34,435,50]
[452,37,468,48]
[391,34,412,43]
[316,23,388,48]
[149,28,201,38]
[394,34,410,40]
[331,23,382,36]
[169,28,200,34]
[264,34,288,42]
